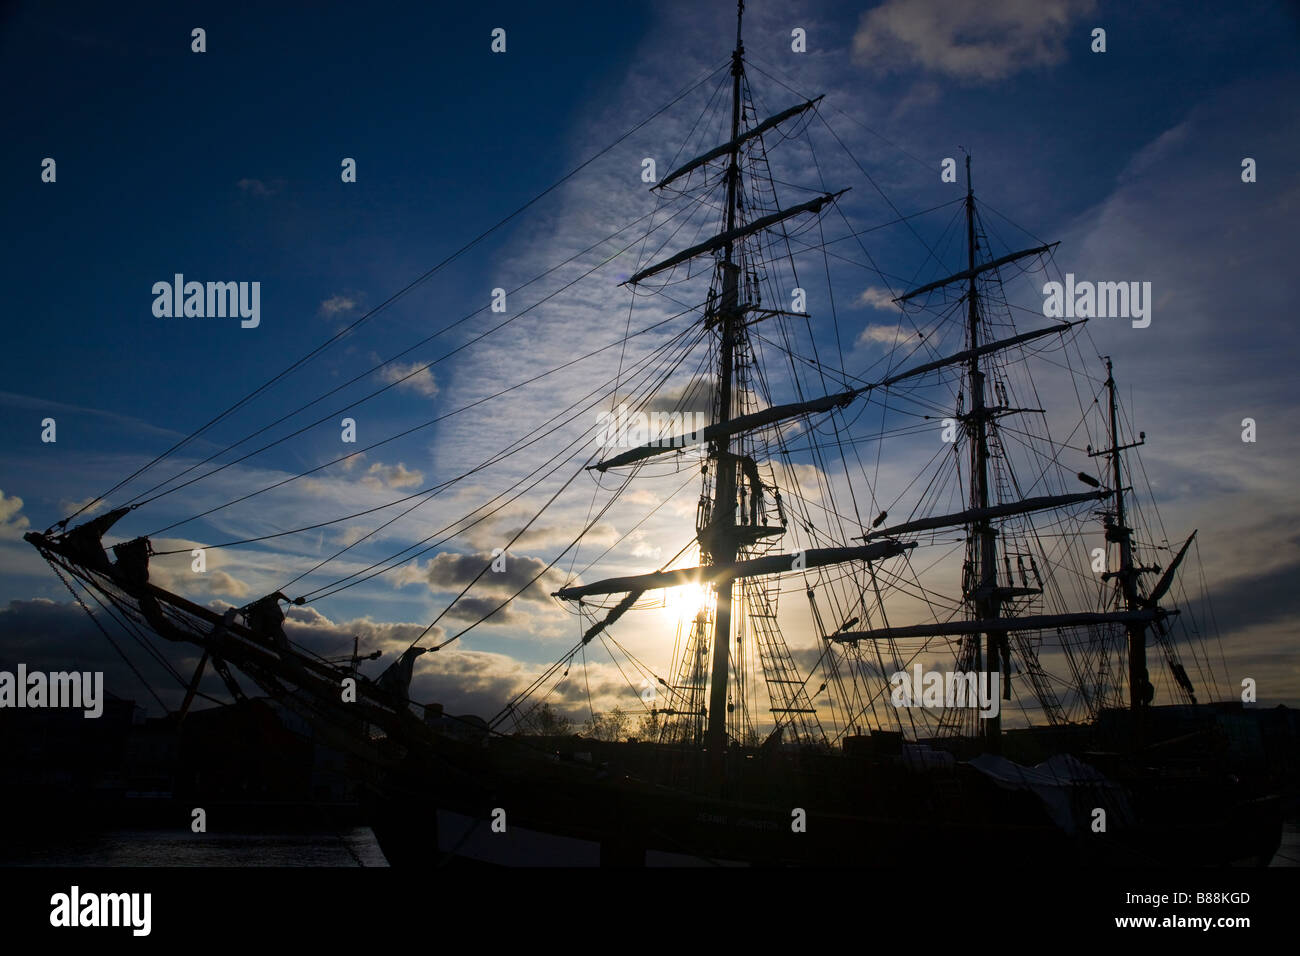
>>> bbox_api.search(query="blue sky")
[2,0,1298,722]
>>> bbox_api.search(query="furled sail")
[555,541,914,600]
[895,242,1059,303]
[590,389,859,472]
[829,609,1171,643]
[627,190,847,285]
[860,490,1109,540]
[654,97,824,191]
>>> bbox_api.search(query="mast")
[1099,357,1151,716]
[963,155,1003,747]
[703,0,746,768]
[576,0,880,762]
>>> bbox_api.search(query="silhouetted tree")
[634,710,664,742]
[520,702,573,736]
[583,706,630,741]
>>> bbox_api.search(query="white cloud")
[853,0,1097,82]
[58,495,108,519]
[855,286,897,311]
[630,539,662,560]
[0,490,30,539]
[855,323,909,348]
[361,461,424,491]
[150,562,252,601]
[336,525,370,548]
[319,294,358,317]
[380,360,439,398]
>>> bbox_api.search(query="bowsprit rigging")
[23,0,1281,867]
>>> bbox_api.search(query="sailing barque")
[25,2,1284,866]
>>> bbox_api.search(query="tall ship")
[23,3,1284,866]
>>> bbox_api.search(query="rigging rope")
[65,57,733,527]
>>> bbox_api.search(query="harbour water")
[1270,819,1300,867]
[2,827,390,867]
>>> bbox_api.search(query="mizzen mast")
[1092,357,1153,717]
[832,157,1107,743]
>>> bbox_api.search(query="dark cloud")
[0,598,454,717]
[645,376,715,415]
[1194,559,1300,635]
[282,603,436,653]
[418,551,568,605]
[0,598,209,713]
[436,595,522,626]
[403,646,541,720]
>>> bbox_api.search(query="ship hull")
[362,735,1284,867]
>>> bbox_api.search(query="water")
[1270,819,1300,867]
[2,828,390,866]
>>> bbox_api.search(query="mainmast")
[703,0,748,767]
[577,0,862,766]
[963,156,1004,747]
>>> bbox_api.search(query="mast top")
[733,0,745,70]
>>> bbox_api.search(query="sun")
[669,581,711,620]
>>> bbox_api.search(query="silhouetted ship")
[25,2,1286,866]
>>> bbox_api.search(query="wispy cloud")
[58,495,108,519]
[236,177,284,197]
[319,294,359,318]
[853,0,1097,81]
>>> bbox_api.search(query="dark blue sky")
[2,1,1293,435]
[1,1,649,420]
